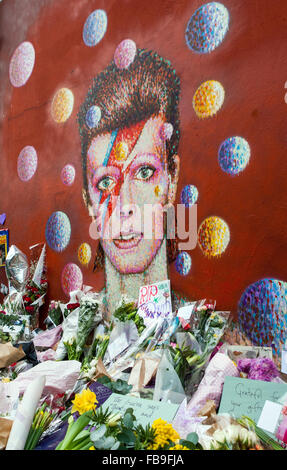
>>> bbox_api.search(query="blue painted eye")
[97,176,115,191]
[135,166,155,181]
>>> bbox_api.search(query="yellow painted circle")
[51,88,74,123]
[78,242,92,265]
[198,216,230,257]
[193,80,225,119]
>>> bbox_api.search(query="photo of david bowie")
[78,48,188,319]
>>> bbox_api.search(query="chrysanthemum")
[147,418,180,450]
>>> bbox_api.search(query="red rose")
[0,311,6,315]
[67,303,80,310]
[25,305,35,313]
[23,296,32,303]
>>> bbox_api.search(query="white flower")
[107,413,121,427]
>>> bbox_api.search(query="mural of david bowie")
[78,48,190,320]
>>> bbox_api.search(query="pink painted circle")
[61,164,76,186]
[17,146,38,181]
[61,263,83,296]
[114,39,137,69]
[9,42,35,87]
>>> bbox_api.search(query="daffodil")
[71,388,98,415]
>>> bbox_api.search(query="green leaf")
[117,429,136,445]
[110,441,120,450]
[123,413,135,429]
[93,436,117,450]
[186,432,199,445]
[179,439,196,450]
[90,424,107,442]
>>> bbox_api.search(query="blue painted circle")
[83,10,107,47]
[86,105,101,129]
[238,278,287,357]
[45,211,71,252]
[218,136,250,175]
[175,251,192,276]
[180,185,199,207]
[185,2,229,54]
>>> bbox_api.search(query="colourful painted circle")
[114,39,137,69]
[238,279,287,357]
[61,164,75,186]
[198,216,230,257]
[193,80,225,119]
[45,211,71,252]
[51,88,74,123]
[83,9,107,47]
[218,136,251,175]
[17,146,38,182]
[180,185,199,207]
[185,2,229,54]
[61,263,83,296]
[78,242,92,265]
[86,105,101,129]
[9,41,35,87]
[175,251,192,276]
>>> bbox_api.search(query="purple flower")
[237,357,279,382]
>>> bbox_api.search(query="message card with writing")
[137,280,172,326]
[101,393,179,428]
[218,376,287,434]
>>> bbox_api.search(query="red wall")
[0,0,286,319]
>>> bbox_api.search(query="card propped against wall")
[137,280,172,326]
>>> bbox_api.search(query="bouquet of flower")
[63,294,101,362]
[113,300,146,335]
[24,403,57,450]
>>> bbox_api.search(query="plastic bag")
[153,349,186,405]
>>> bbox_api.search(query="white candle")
[6,375,46,450]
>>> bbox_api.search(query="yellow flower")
[1,378,10,383]
[169,444,190,450]
[147,418,180,450]
[89,446,95,450]
[71,388,98,415]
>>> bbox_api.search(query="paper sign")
[101,393,179,427]
[219,376,287,431]
[137,280,172,326]
[257,400,283,433]
[281,350,287,374]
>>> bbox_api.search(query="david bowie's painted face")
[86,115,177,274]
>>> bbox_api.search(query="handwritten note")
[218,376,287,430]
[101,393,179,427]
[137,280,172,326]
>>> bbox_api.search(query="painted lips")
[113,232,143,249]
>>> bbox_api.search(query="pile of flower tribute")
[0,252,286,451]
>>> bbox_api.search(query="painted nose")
[119,178,134,218]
